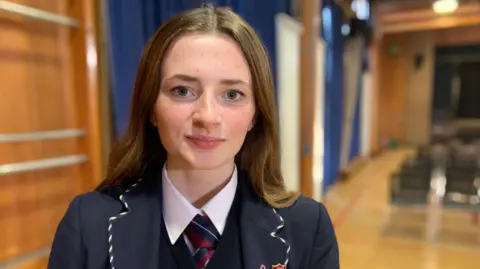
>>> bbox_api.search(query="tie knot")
[184,214,220,250]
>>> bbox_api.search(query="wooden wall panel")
[0,167,80,262]
[369,42,380,152]
[69,0,103,191]
[0,0,101,267]
[299,0,320,198]
[435,25,480,47]
[0,140,79,164]
[404,32,435,145]
[377,34,408,145]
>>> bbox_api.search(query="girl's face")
[152,33,255,169]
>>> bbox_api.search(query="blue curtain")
[322,1,344,190]
[107,0,291,137]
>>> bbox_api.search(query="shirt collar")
[162,164,238,244]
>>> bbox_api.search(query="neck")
[165,159,235,208]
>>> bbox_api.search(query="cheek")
[154,100,190,139]
[160,113,185,132]
[226,108,255,136]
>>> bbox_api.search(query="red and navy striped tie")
[184,214,220,269]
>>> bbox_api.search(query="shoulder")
[49,190,122,268]
[278,195,335,235]
[68,189,123,217]
[59,190,123,236]
[277,195,339,268]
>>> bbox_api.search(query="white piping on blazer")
[271,208,290,267]
[106,179,291,269]
[107,178,143,269]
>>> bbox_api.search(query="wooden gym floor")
[324,148,480,269]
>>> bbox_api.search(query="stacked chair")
[385,147,439,239]
[443,144,480,211]
[390,152,432,206]
[387,137,480,244]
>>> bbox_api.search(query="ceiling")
[372,0,480,35]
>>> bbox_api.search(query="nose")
[192,93,221,129]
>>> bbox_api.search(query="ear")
[248,119,255,131]
[150,113,157,127]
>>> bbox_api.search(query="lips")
[185,135,225,150]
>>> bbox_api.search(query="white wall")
[275,13,302,193]
[275,14,325,201]
[361,71,372,156]
[313,38,326,201]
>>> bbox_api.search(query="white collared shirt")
[162,164,238,250]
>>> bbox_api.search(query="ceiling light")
[433,0,459,14]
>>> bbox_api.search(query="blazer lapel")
[107,170,175,269]
[238,173,290,269]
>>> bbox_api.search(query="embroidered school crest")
[272,264,287,269]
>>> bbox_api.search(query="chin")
[179,150,232,170]
[170,144,237,170]
[186,157,230,170]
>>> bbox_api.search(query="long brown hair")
[97,5,298,208]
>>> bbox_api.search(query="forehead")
[161,33,251,82]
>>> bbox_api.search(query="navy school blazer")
[47,168,339,269]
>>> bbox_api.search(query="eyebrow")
[165,74,250,86]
